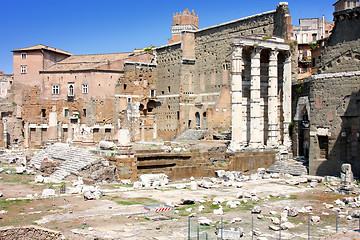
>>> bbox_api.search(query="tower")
[168,8,199,44]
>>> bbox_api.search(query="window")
[150,89,156,98]
[312,33,317,41]
[52,85,59,95]
[68,82,74,96]
[21,65,27,74]
[41,109,46,117]
[83,109,87,117]
[21,53,27,59]
[195,112,200,127]
[127,97,132,103]
[82,83,88,94]
[64,109,69,117]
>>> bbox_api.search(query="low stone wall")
[0,226,63,239]
[226,150,276,174]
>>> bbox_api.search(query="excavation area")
[0,143,359,240]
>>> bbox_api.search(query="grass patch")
[116,200,142,205]
[289,195,298,200]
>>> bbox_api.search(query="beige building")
[333,0,359,12]
[7,44,155,148]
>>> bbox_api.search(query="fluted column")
[283,51,292,147]
[249,47,263,148]
[267,49,279,147]
[230,44,245,151]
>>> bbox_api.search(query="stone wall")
[308,6,360,177]
[309,73,360,176]
[155,3,293,140]
[227,150,276,173]
[0,226,62,239]
[154,44,182,140]
[291,81,310,157]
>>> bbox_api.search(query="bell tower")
[168,8,199,44]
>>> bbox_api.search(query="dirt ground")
[1,162,360,240]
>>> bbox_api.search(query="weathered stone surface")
[217,228,244,240]
[198,217,211,226]
[252,206,262,214]
[99,140,115,150]
[180,198,195,205]
[15,167,26,174]
[0,226,63,239]
[35,175,44,183]
[189,181,198,191]
[42,189,55,198]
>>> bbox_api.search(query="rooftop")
[43,52,138,72]
[12,44,72,56]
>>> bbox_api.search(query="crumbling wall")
[309,73,360,176]
[154,44,182,140]
[0,226,62,239]
[309,6,360,177]
[155,3,292,140]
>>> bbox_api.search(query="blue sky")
[1,0,335,74]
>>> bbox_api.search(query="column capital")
[232,44,244,59]
[284,50,292,62]
[270,48,279,59]
[251,46,263,58]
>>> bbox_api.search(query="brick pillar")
[249,47,263,148]
[267,49,280,147]
[230,44,245,151]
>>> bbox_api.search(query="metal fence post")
[188,216,191,240]
[336,214,338,233]
[279,216,281,240]
[221,217,223,240]
[252,215,254,240]
[197,226,199,240]
[308,215,310,240]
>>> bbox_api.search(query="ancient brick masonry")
[155,3,293,141]
[0,226,63,239]
[306,6,360,176]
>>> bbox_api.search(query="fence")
[187,213,360,240]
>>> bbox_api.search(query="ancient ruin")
[0,1,360,239]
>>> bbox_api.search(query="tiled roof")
[43,52,134,71]
[12,44,72,56]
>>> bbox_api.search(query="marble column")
[230,44,245,151]
[3,118,7,148]
[267,49,279,147]
[283,51,292,147]
[249,47,263,148]
[24,122,30,148]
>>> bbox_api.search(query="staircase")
[267,159,308,176]
[30,143,101,181]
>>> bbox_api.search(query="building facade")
[154,3,293,141]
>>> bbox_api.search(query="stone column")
[48,112,58,142]
[282,51,292,147]
[24,122,30,148]
[230,44,244,151]
[267,49,279,147]
[3,118,7,148]
[249,47,263,148]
